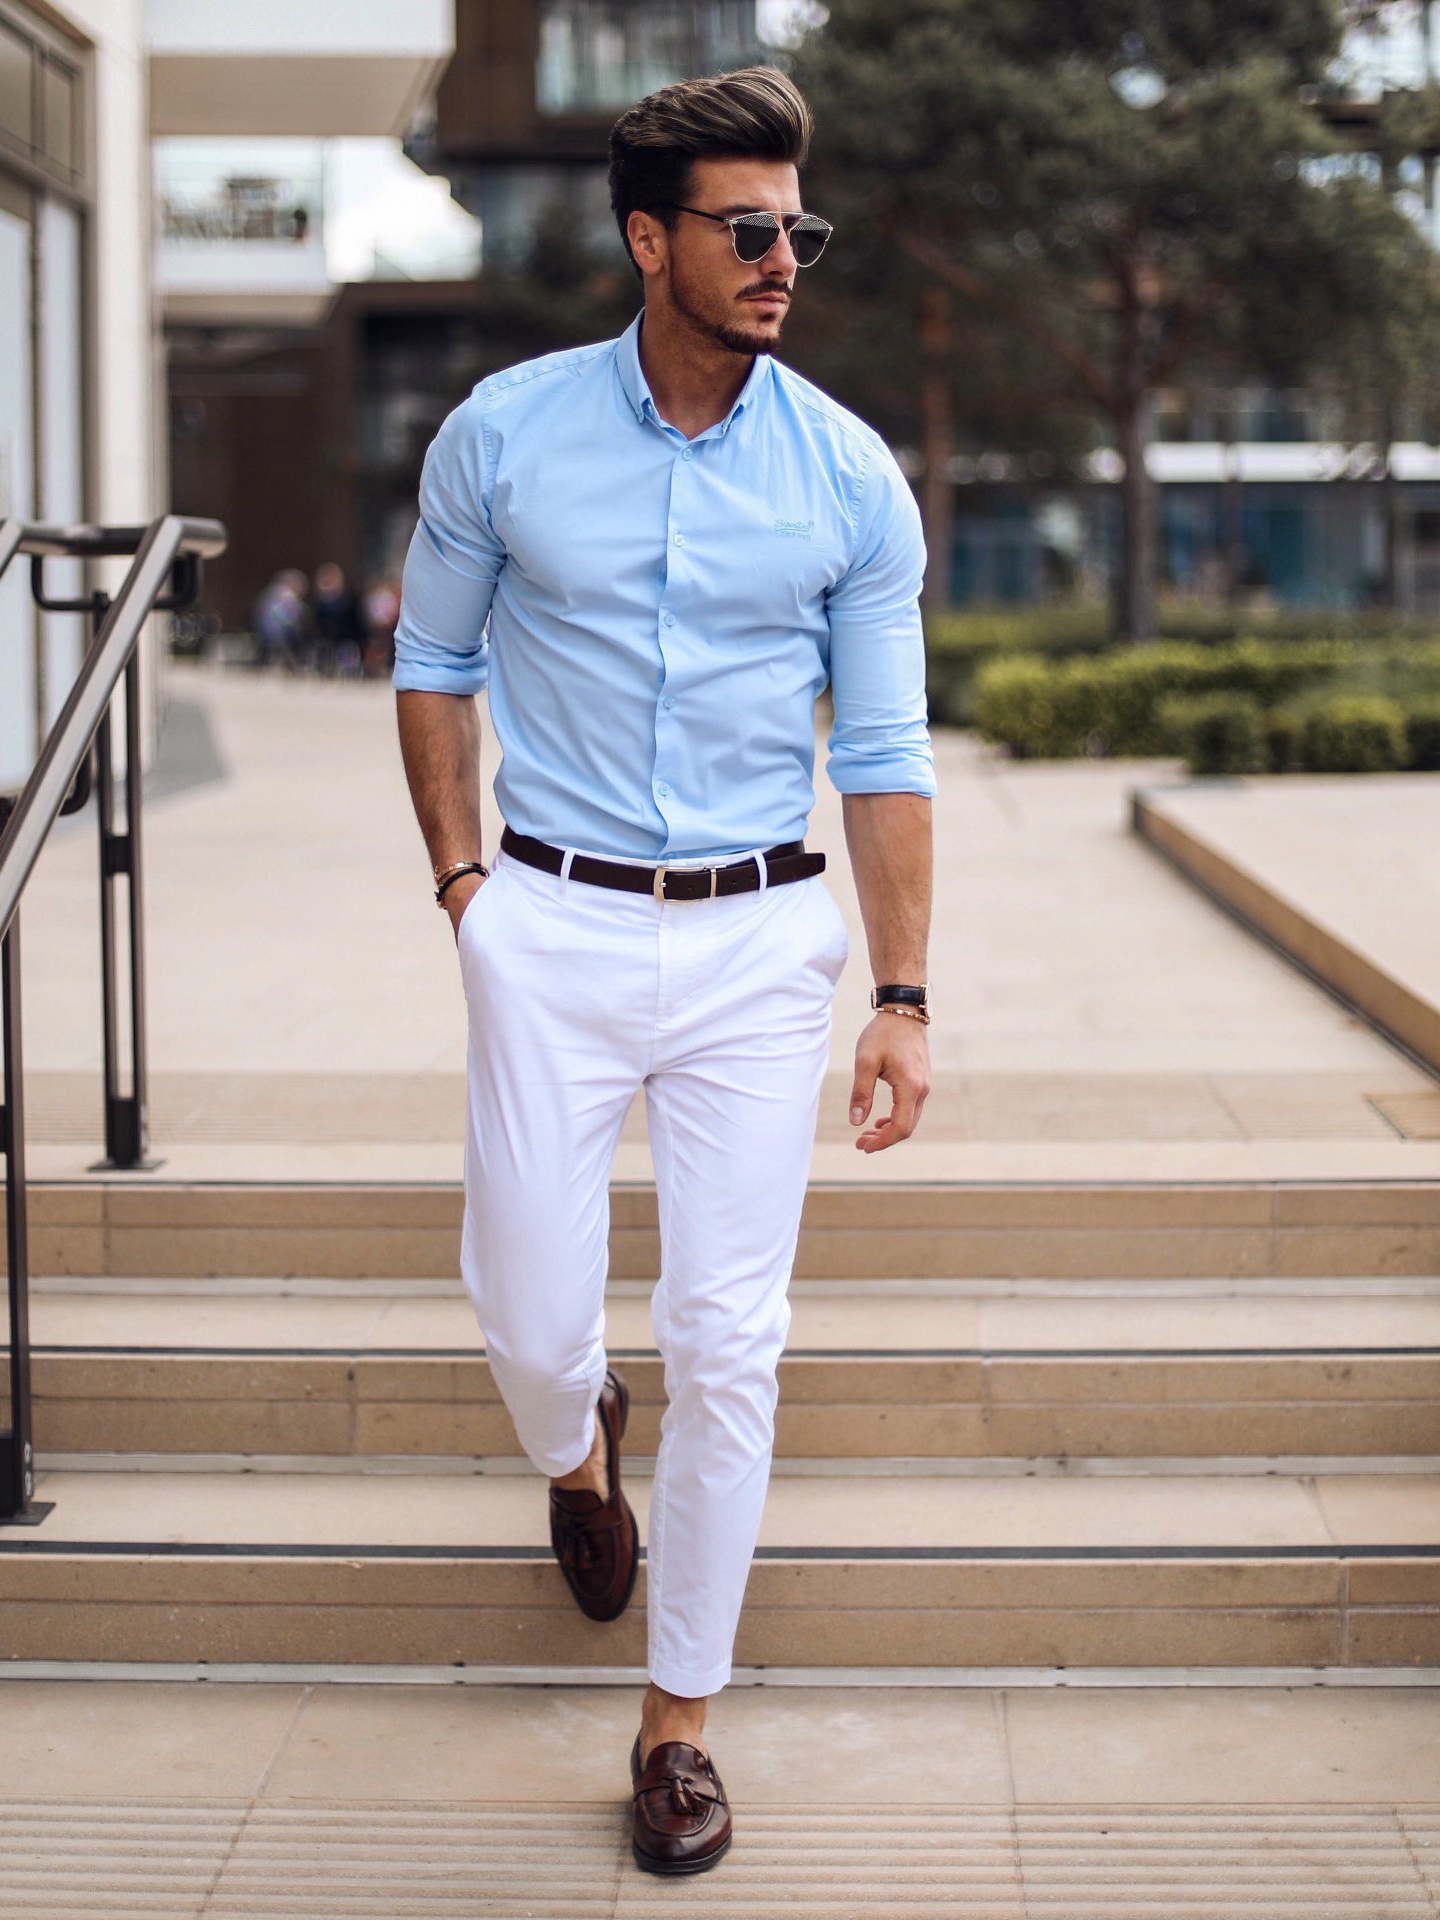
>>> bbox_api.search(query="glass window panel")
[42,59,76,173]
[536,0,756,113]
[0,19,34,148]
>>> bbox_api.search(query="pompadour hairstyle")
[608,66,813,277]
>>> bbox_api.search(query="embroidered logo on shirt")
[772,516,814,540]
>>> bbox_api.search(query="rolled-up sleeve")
[392,392,503,696]
[824,444,937,797]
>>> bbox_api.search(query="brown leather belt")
[500,826,825,900]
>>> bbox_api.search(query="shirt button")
[657,782,670,796]
[663,696,675,709]
[672,532,685,546]
[663,613,676,628]
[682,448,694,461]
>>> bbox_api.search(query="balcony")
[145,0,454,139]
[155,145,332,325]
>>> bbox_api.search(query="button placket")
[656,451,696,828]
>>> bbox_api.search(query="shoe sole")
[632,1829,733,1875]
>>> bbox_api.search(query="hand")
[849,1012,930,1152]
[445,871,487,945]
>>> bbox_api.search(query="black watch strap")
[870,982,929,1010]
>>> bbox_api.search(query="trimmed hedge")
[1405,697,1440,770]
[973,637,1440,760]
[924,601,1440,728]
[1157,693,1263,776]
[1301,695,1409,773]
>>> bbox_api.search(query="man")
[393,65,934,1875]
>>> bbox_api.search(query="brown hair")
[608,66,813,276]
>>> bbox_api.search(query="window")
[0,11,81,181]
[536,1,757,114]
[41,56,76,173]
[0,16,32,149]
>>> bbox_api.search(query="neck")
[637,301,753,441]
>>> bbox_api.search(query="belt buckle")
[652,861,720,901]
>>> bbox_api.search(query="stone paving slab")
[17,1463,1436,1550]
[28,1278,1440,1354]
[1135,774,1440,1080]
[0,1681,1438,1916]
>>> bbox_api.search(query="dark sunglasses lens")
[733,217,781,262]
[791,222,830,265]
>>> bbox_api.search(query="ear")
[626,208,667,279]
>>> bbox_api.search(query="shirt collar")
[614,308,773,437]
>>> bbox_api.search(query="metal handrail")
[0,516,225,938]
[0,514,227,1523]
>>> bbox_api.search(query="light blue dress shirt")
[393,308,936,861]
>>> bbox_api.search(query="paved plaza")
[14,662,1440,1186]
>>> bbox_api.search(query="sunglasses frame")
[648,201,834,267]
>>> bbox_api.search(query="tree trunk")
[1113,280,1156,643]
[919,283,954,616]
[1380,383,1402,613]
[1114,389,1156,642]
[1222,397,1246,604]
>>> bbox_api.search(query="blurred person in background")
[309,561,367,677]
[363,574,402,679]
[251,568,312,672]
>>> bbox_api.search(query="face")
[629,156,805,356]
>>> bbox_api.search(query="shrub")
[972,636,1440,759]
[971,656,1080,757]
[1402,698,1440,771]
[1261,707,1305,774]
[1301,694,1408,773]
[1158,692,1264,776]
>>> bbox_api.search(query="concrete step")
[3,1462,1436,1669]
[14,1175,1440,1279]
[22,1280,1440,1461]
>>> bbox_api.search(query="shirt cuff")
[827,750,937,798]
[391,654,488,697]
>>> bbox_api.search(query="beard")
[667,255,789,356]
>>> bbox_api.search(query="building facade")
[0,0,148,789]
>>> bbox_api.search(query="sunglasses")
[650,201,834,267]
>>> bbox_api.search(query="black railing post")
[87,585,149,1169]
[0,815,53,1526]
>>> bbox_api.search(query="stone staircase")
[2,1175,1436,1675]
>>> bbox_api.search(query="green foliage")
[924,599,1440,726]
[1301,693,1409,772]
[791,1,1440,628]
[1404,698,1440,770]
[972,634,1440,759]
[1261,706,1306,773]
[1158,691,1265,775]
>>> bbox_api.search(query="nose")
[761,222,798,277]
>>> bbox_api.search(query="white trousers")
[456,837,849,1698]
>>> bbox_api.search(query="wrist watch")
[870,981,931,1024]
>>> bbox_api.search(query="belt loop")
[559,847,576,900]
[753,849,768,897]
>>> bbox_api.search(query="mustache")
[739,282,791,300]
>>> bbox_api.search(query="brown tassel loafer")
[629,1733,733,1874]
[547,1366,638,1622]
